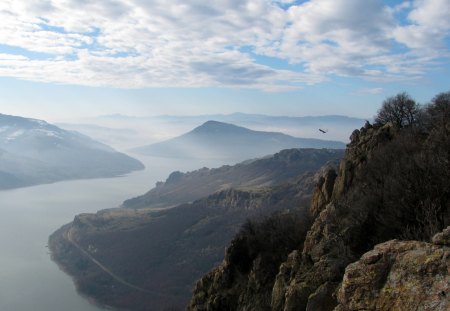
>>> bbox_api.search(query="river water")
[0,155,224,311]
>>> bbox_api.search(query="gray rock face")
[309,168,336,218]
[270,122,398,311]
[335,227,450,311]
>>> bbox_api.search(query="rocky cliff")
[189,104,450,311]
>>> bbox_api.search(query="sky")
[0,0,449,122]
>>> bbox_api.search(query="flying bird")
[319,129,328,133]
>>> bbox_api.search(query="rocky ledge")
[336,227,450,311]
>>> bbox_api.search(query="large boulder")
[335,227,450,311]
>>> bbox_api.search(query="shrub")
[228,209,311,275]
[364,93,449,241]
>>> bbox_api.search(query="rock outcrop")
[335,227,450,311]
[309,168,336,218]
[269,122,398,311]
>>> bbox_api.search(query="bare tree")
[375,92,419,127]
[427,91,450,130]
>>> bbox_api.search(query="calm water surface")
[0,155,225,311]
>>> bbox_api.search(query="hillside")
[0,114,144,189]
[131,120,345,161]
[48,149,342,311]
[188,92,450,311]
[123,148,344,209]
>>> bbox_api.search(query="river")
[0,154,225,311]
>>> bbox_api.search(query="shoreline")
[48,222,177,311]
[48,224,122,311]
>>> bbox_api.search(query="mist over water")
[0,154,225,311]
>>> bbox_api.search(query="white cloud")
[275,0,401,79]
[0,0,448,90]
[357,87,384,95]
[0,54,29,61]
[388,1,412,13]
[393,0,450,49]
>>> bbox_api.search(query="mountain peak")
[0,113,51,129]
[133,120,345,160]
[187,120,256,137]
[191,120,250,134]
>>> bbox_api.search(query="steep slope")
[0,147,56,188]
[123,148,344,209]
[0,113,144,189]
[189,99,450,311]
[49,150,342,311]
[131,120,345,161]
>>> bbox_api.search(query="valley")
[49,148,343,310]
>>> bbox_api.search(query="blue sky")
[0,0,449,122]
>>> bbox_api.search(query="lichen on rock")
[335,227,450,311]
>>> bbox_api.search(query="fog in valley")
[58,114,362,151]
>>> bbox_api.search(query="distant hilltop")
[131,120,345,162]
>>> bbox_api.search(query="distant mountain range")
[59,113,365,150]
[98,112,366,129]
[131,120,345,161]
[0,114,144,190]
